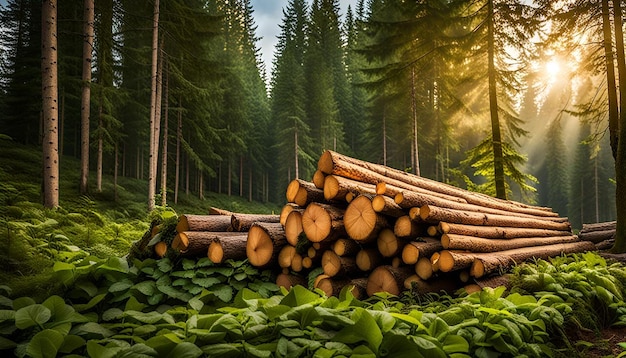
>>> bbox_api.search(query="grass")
[0,136,281,299]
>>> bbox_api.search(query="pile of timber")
[578,221,616,250]
[278,150,596,297]
[140,151,598,299]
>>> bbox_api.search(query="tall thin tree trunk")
[80,0,94,195]
[185,152,190,195]
[42,0,59,208]
[174,97,181,204]
[239,155,243,197]
[603,0,619,159]
[147,0,160,211]
[96,94,103,192]
[199,170,204,200]
[249,167,252,202]
[161,59,169,207]
[411,66,420,176]
[228,160,232,196]
[114,141,118,201]
[294,122,299,179]
[612,0,626,252]
[487,0,506,200]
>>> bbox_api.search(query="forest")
[1,0,626,356]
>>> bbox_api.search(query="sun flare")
[545,58,561,76]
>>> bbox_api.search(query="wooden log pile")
[140,151,598,299]
[578,221,616,250]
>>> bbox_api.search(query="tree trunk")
[319,150,552,215]
[160,60,169,207]
[209,207,233,216]
[321,250,359,277]
[96,96,103,192]
[230,213,280,232]
[154,241,168,258]
[286,179,325,206]
[332,238,361,257]
[79,0,94,195]
[581,221,616,232]
[280,203,301,226]
[278,245,296,269]
[438,221,572,240]
[471,240,597,278]
[404,274,460,296]
[176,214,233,233]
[411,66,420,176]
[147,0,160,211]
[437,250,475,272]
[114,142,118,201]
[174,97,182,204]
[246,222,287,267]
[371,195,405,217]
[415,257,433,280]
[344,195,389,242]
[612,0,626,254]
[441,233,579,252]
[487,0,506,199]
[377,228,405,257]
[276,273,307,290]
[367,265,413,296]
[284,210,304,246]
[42,0,59,209]
[313,170,325,189]
[401,237,443,265]
[578,230,616,244]
[393,215,423,239]
[356,247,382,271]
[420,205,571,231]
[323,175,377,202]
[172,231,243,256]
[207,234,249,263]
[302,202,346,243]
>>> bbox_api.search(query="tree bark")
[207,234,249,263]
[209,207,233,216]
[438,221,572,240]
[323,175,377,202]
[612,0,626,254]
[603,0,619,158]
[172,231,243,256]
[302,202,346,243]
[276,273,307,290]
[79,0,94,195]
[332,238,361,257]
[147,0,160,211]
[230,213,280,232]
[401,237,443,265]
[174,97,182,204]
[176,214,233,233]
[441,233,579,252]
[344,195,389,242]
[246,222,287,267]
[578,230,616,244]
[371,195,405,217]
[160,60,169,207]
[286,179,326,206]
[420,205,571,231]
[367,265,414,296]
[42,0,59,209]
[471,240,597,278]
[321,250,359,277]
[393,215,423,239]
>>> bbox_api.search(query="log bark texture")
[441,234,580,252]
[208,233,249,263]
[401,237,443,265]
[176,214,232,233]
[438,222,573,240]
[231,213,280,232]
[367,265,414,296]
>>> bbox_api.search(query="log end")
[278,245,297,268]
[246,226,274,267]
[377,228,399,257]
[323,175,340,201]
[344,195,380,241]
[318,150,334,174]
[176,215,189,233]
[438,250,454,272]
[415,257,433,280]
[208,242,223,263]
[321,250,341,277]
[367,266,401,296]
[276,273,306,290]
[286,179,301,203]
[401,242,420,265]
[313,170,326,189]
[284,211,304,246]
[154,241,168,258]
[302,203,332,243]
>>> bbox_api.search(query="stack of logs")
[161,150,599,298]
[578,221,616,250]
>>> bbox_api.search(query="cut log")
[207,233,249,263]
[321,250,359,277]
[280,203,301,226]
[377,181,468,204]
[350,278,368,300]
[459,270,470,283]
[313,274,331,289]
[367,265,414,296]
[409,207,421,221]
[431,252,441,272]
[377,228,405,258]
[302,203,346,243]
[176,214,233,233]
[276,273,307,290]
[319,150,556,217]
[393,215,423,239]
[356,248,382,271]
[316,277,351,297]
[596,239,615,251]
[278,245,297,268]
[209,207,233,216]
[401,237,443,265]
[441,234,580,252]
[464,284,482,294]
[284,210,305,246]
[578,229,616,243]
[415,256,433,280]
[391,257,402,268]
[581,221,616,232]
[302,256,314,269]
[286,179,325,206]
[371,195,405,217]
[438,250,476,272]
[231,213,280,232]
[344,195,389,242]
[427,226,439,237]
[172,231,242,255]
[323,175,377,202]
[291,253,303,272]
[154,241,168,258]
[470,240,597,278]
[439,222,573,240]
[420,205,571,231]
[312,170,326,189]
[246,222,288,267]
[332,238,361,257]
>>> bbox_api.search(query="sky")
[250,0,360,82]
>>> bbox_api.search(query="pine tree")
[42,0,59,208]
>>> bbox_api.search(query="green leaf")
[280,285,322,307]
[15,304,51,329]
[333,309,382,352]
[59,335,86,354]
[212,285,234,303]
[0,336,16,350]
[133,281,157,296]
[200,343,243,356]
[102,308,124,321]
[192,277,221,288]
[443,335,469,354]
[164,341,202,358]
[125,311,164,324]
[182,259,197,270]
[379,333,425,358]
[74,293,107,313]
[0,309,15,321]
[109,280,133,293]
[13,296,36,310]
[243,341,274,358]
[26,329,64,358]
[125,296,148,312]
[351,345,376,358]
[72,322,114,339]
[157,259,173,273]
